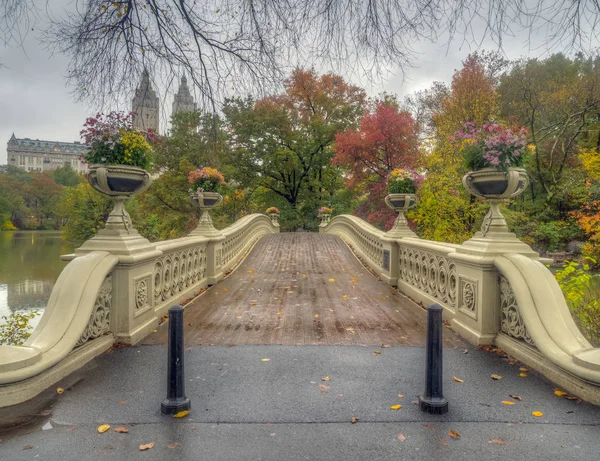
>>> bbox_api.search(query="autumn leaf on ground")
[23,445,33,450]
[322,376,332,381]
[565,396,579,401]
[520,373,528,377]
[490,374,502,380]
[448,430,461,439]
[397,434,406,441]
[346,327,355,332]
[519,367,528,372]
[342,295,348,299]
[139,442,155,451]
[380,297,386,301]
[554,390,567,397]
[440,439,449,446]
[56,388,64,394]
[248,270,254,274]
[97,424,110,433]
[502,401,515,405]
[173,410,190,418]
[168,442,181,449]
[329,278,335,282]
[423,424,436,430]
[314,314,319,318]
[398,394,404,398]
[453,376,464,383]
[374,350,381,355]
[490,439,507,445]
[351,417,359,424]
[532,411,543,417]
[390,405,402,410]
[119,400,127,405]
[319,384,330,390]
[509,395,522,401]
[261,358,271,362]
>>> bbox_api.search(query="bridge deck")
[142,233,466,347]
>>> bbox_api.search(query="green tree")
[51,165,84,187]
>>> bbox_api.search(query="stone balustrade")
[321,214,600,403]
[0,212,278,407]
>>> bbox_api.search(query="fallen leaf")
[319,384,330,390]
[519,367,528,372]
[374,350,381,355]
[114,426,129,433]
[346,327,355,332]
[139,442,155,451]
[173,410,190,418]
[351,277,357,282]
[322,376,332,381]
[502,401,516,405]
[191,426,197,430]
[390,404,402,410]
[565,396,579,401]
[423,424,436,430]
[329,278,335,282]
[532,411,543,417]
[491,374,502,380]
[489,439,507,445]
[97,424,111,433]
[397,433,406,441]
[440,439,449,446]
[248,270,254,274]
[23,445,33,450]
[509,395,522,401]
[119,400,127,405]
[554,390,567,397]
[398,394,404,398]
[342,295,348,299]
[382,344,390,348]
[519,373,528,377]
[314,314,319,318]
[56,388,64,394]
[261,358,271,362]
[380,297,386,301]
[453,376,464,383]
[448,430,461,438]
[351,417,359,424]
[168,442,181,449]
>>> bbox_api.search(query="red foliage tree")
[332,101,421,228]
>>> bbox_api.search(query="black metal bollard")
[418,303,448,414]
[161,305,191,415]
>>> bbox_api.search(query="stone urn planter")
[384,193,418,238]
[190,189,223,236]
[318,213,331,226]
[88,164,152,233]
[269,213,280,226]
[462,167,529,238]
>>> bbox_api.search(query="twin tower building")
[132,69,197,134]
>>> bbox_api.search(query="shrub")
[0,311,38,346]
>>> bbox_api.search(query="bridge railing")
[0,212,278,407]
[321,214,600,403]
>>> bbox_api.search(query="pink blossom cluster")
[453,122,529,168]
[80,112,134,151]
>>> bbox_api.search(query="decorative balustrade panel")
[398,243,458,311]
[323,216,384,269]
[153,242,208,307]
[220,215,277,274]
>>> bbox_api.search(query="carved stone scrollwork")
[458,278,477,319]
[216,248,222,269]
[399,246,457,310]
[136,279,148,309]
[76,276,112,347]
[500,275,535,346]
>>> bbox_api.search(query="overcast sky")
[0,6,579,165]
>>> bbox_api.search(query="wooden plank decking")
[141,233,466,347]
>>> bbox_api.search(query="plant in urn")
[318,207,333,227]
[384,168,421,238]
[77,111,158,254]
[457,122,536,256]
[266,207,280,227]
[188,167,224,236]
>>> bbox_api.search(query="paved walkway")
[1,345,599,460]
[143,233,465,347]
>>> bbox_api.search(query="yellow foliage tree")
[412,54,499,243]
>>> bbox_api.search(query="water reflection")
[0,231,73,323]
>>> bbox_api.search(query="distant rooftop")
[8,134,88,154]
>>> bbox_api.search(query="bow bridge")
[1,206,600,408]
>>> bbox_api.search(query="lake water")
[0,231,73,327]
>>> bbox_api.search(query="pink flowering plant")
[80,111,161,170]
[453,122,529,171]
[318,207,333,215]
[266,207,280,214]
[188,167,225,193]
